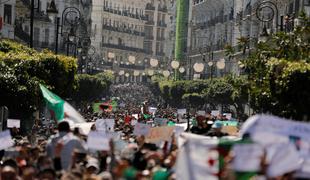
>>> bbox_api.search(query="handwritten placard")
[0,130,14,150]
[132,114,139,120]
[95,119,115,132]
[221,126,238,136]
[133,123,151,136]
[146,126,175,143]
[87,131,110,151]
[211,110,220,117]
[197,110,206,116]
[131,119,138,126]
[177,109,187,115]
[148,107,157,114]
[7,119,20,128]
[223,113,232,120]
[154,118,168,126]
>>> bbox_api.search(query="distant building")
[0,0,16,39]
[91,0,174,83]
[189,0,309,79]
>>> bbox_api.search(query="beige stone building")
[189,0,309,79]
[91,0,174,83]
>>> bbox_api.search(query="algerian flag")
[40,84,85,123]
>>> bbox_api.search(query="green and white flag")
[40,84,85,123]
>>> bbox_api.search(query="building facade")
[0,0,16,39]
[189,0,310,79]
[91,0,174,83]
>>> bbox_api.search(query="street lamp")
[150,58,159,67]
[47,0,81,55]
[171,60,180,69]
[179,67,185,73]
[29,0,40,48]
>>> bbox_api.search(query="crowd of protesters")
[1,85,310,180]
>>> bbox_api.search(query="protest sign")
[174,125,185,137]
[146,126,175,143]
[132,114,139,119]
[131,119,138,126]
[240,115,310,140]
[148,107,157,114]
[223,113,232,120]
[133,123,151,136]
[95,119,115,132]
[74,122,95,135]
[7,119,20,128]
[154,118,168,126]
[197,110,206,116]
[215,120,238,127]
[0,130,13,150]
[221,126,238,136]
[211,110,220,117]
[87,131,110,151]
[266,143,302,177]
[177,109,187,115]
[232,143,264,172]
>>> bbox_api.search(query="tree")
[241,13,310,120]
[73,72,113,104]
[0,40,77,129]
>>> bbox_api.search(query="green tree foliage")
[0,39,77,120]
[153,77,248,118]
[73,72,114,103]
[241,13,310,120]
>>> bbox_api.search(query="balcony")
[146,20,155,25]
[157,21,167,27]
[101,43,145,53]
[156,36,165,41]
[102,24,145,36]
[145,36,154,40]
[119,64,145,70]
[146,3,155,11]
[158,5,168,12]
[156,52,165,56]
[103,7,147,21]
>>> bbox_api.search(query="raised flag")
[40,84,85,123]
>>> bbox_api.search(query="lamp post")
[30,0,40,48]
[47,0,81,55]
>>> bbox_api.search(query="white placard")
[197,110,206,116]
[87,131,110,151]
[132,114,139,120]
[174,125,185,137]
[232,143,264,172]
[240,115,310,140]
[7,119,20,128]
[95,119,115,132]
[154,118,168,126]
[148,107,157,114]
[131,119,138,126]
[177,109,187,115]
[223,113,232,120]
[0,130,14,150]
[133,123,151,136]
[211,110,220,117]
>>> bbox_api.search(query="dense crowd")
[1,85,310,180]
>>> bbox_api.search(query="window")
[45,29,49,45]
[34,28,40,45]
[4,4,12,24]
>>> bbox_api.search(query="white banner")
[0,130,13,150]
[87,131,110,151]
[240,115,310,140]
